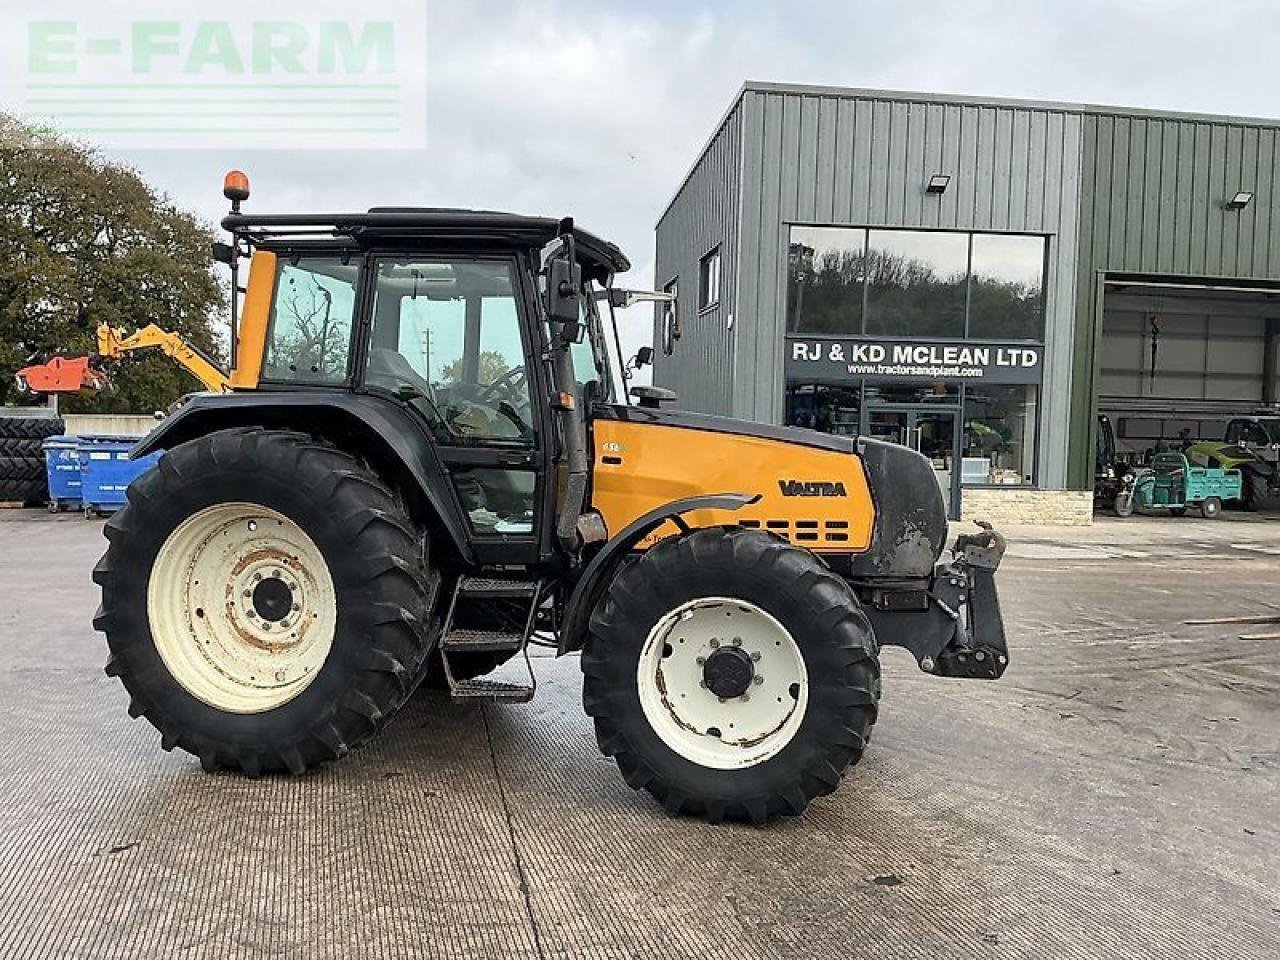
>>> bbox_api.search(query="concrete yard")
[0,510,1277,959]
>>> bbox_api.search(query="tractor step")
[439,574,543,703]
[440,628,525,653]
[450,678,536,703]
[456,576,539,599]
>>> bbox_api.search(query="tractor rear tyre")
[93,428,439,775]
[582,526,879,824]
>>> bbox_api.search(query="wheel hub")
[251,575,294,623]
[702,646,754,699]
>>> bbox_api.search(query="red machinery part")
[15,356,110,395]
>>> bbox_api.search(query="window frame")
[698,246,721,312]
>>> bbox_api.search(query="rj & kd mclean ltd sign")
[786,336,1043,385]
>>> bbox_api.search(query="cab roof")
[222,208,631,274]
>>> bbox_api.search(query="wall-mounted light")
[926,174,951,194]
[1225,190,1253,210]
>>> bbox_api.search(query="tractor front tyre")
[1243,471,1269,512]
[1201,497,1223,519]
[582,527,879,824]
[1114,491,1135,517]
[93,428,439,775]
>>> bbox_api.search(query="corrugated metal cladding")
[1068,114,1280,487]
[659,83,1280,492]
[652,100,742,416]
[658,83,1084,488]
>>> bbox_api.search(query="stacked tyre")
[0,416,64,504]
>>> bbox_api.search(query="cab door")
[360,254,550,564]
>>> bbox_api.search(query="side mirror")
[546,254,582,325]
[632,346,654,370]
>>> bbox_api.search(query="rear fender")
[131,392,476,564]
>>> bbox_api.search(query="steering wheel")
[478,365,526,404]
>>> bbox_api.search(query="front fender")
[132,392,476,564]
[557,492,757,655]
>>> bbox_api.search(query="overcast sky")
[10,0,1280,357]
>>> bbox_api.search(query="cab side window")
[262,257,360,383]
[366,258,535,448]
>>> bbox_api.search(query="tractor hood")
[590,404,947,580]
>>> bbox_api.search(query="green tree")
[441,350,513,386]
[0,114,225,412]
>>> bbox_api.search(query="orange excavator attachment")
[15,356,112,395]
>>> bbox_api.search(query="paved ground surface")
[0,509,1278,959]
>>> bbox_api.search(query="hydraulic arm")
[95,324,231,393]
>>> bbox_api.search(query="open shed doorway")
[1097,276,1280,511]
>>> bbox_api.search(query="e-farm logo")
[5,1,426,150]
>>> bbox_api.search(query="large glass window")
[366,259,534,447]
[787,228,867,334]
[962,384,1037,485]
[968,234,1045,340]
[785,383,861,435]
[785,226,1048,340]
[864,230,969,338]
[263,257,360,383]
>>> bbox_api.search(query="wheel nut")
[696,656,706,666]
[242,589,252,598]
[753,676,764,685]
[731,637,741,647]
[699,680,707,688]
[292,602,301,612]
[710,638,720,648]
[740,693,750,702]
[274,670,286,682]
[718,697,726,704]
[253,572,262,582]
[750,651,761,662]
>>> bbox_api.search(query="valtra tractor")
[93,172,1010,823]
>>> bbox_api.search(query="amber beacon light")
[223,170,251,207]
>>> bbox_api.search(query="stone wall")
[960,488,1094,526]
[63,414,157,438]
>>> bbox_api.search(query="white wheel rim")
[636,597,808,770]
[147,502,337,714]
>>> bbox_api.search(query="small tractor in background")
[92,172,1011,824]
[1187,415,1280,511]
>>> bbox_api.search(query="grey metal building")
[654,82,1280,521]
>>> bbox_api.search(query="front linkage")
[861,522,1010,680]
